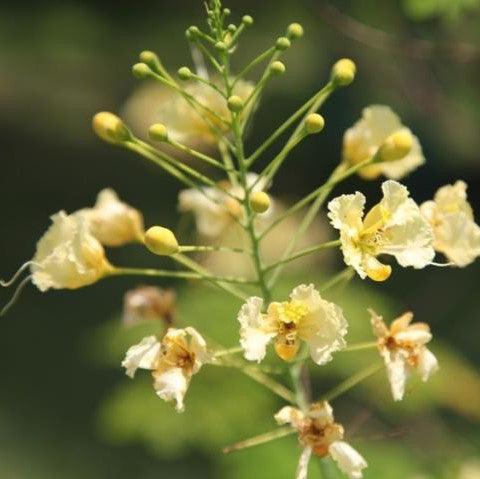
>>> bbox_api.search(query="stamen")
[430,261,454,267]
[0,261,34,287]
[1,275,32,316]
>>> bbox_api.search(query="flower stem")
[341,341,378,352]
[179,245,249,254]
[320,267,355,293]
[223,426,295,454]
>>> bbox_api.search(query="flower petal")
[329,441,368,479]
[382,349,408,401]
[122,335,161,378]
[185,326,212,371]
[327,193,365,236]
[153,366,189,412]
[417,348,439,382]
[296,447,312,479]
[274,406,305,428]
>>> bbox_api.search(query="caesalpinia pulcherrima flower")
[420,181,480,267]
[343,105,425,180]
[370,309,438,401]
[122,327,211,412]
[238,284,347,364]
[275,401,367,479]
[328,180,435,281]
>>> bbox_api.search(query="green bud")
[331,58,356,86]
[132,63,152,79]
[227,95,244,112]
[215,41,228,51]
[223,8,231,16]
[276,37,291,51]
[228,24,237,33]
[270,61,286,76]
[139,51,161,72]
[304,114,325,134]
[148,123,169,142]
[178,66,193,80]
[242,15,254,26]
[92,112,131,145]
[186,26,200,40]
[287,23,304,40]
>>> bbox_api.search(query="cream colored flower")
[275,402,367,479]
[179,173,268,238]
[328,180,435,281]
[370,309,438,401]
[343,105,425,180]
[77,188,144,246]
[122,327,211,412]
[420,181,480,267]
[238,284,347,364]
[31,211,111,292]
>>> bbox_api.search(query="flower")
[31,211,111,292]
[275,402,367,479]
[328,180,435,281]
[77,188,144,247]
[343,105,425,180]
[237,284,347,364]
[122,327,211,412]
[420,181,480,267]
[370,309,438,401]
[178,173,268,238]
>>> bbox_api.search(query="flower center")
[277,301,309,325]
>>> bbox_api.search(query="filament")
[430,261,454,267]
[0,261,34,287]
[1,275,32,316]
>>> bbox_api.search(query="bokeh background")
[1,1,479,478]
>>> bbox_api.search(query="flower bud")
[144,226,179,256]
[305,113,325,134]
[178,66,193,80]
[331,58,356,86]
[242,15,254,26]
[186,26,200,40]
[377,130,413,162]
[276,37,291,51]
[250,191,271,214]
[227,95,244,112]
[92,112,131,145]
[132,62,152,79]
[270,61,286,76]
[287,23,304,40]
[139,50,161,73]
[149,123,168,142]
[215,41,228,52]
[228,23,236,33]
[223,8,231,16]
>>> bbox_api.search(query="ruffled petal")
[185,326,211,371]
[329,441,368,479]
[274,406,305,428]
[327,193,365,236]
[122,335,161,378]
[417,348,439,382]
[153,367,189,412]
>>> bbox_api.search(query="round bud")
[215,41,228,51]
[148,123,168,142]
[223,8,231,16]
[132,63,152,79]
[270,61,286,76]
[377,130,413,162]
[275,37,291,51]
[242,15,254,26]
[139,50,160,71]
[92,112,131,145]
[305,114,325,134]
[227,95,244,113]
[287,23,304,40]
[331,58,356,86]
[228,24,237,33]
[144,226,179,256]
[186,26,200,40]
[178,66,193,81]
[250,191,271,214]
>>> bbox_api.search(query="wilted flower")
[31,211,111,291]
[77,188,145,247]
[343,105,425,180]
[420,181,480,267]
[328,180,435,281]
[122,327,211,412]
[123,286,176,326]
[370,309,438,401]
[238,284,347,364]
[275,401,367,479]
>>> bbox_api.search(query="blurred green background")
[1,1,479,478]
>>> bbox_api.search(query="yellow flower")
[370,309,438,401]
[275,402,367,479]
[122,327,211,412]
[343,105,425,179]
[421,181,480,266]
[237,284,347,364]
[328,180,435,281]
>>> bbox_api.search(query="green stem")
[223,426,295,454]
[179,245,249,254]
[233,47,276,87]
[341,341,378,352]
[213,346,244,358]
[321,267,355,293]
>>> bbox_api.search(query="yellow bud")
[250,191,271,214]
[377,130,413,162]
[92,112,131,144]
[276,37,291,51]
[148,123,168,142]
[178,66,193,80]
[287,23,304,40]
[305,113,325,134]
[227,95,244,112]
[270,61,286,76]
[242,15,254,26]
[139,50,161,72]
[132,62,152,79]
[331,58,356,86]
[144,226,179,256]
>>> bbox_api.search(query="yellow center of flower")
[277,301,309,324]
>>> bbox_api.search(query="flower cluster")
[2,1,480,478]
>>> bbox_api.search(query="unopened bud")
[223,8,231,16]
[92,112,131,145]
[186,26,200,40]
[148,123,168,142]
[305,114,325,134]
[139,51,161,73]
[276,37,291,51]
[144,226,179,256]
[178,66,193,80]
[132,62,152,79]
[250,191,271,214]
[270,61,286,76]
[331,58,356,86]
[215,41,228,51]
[242,15,254,26]
[227,95,244,112]
[287,23,304,40]
[377,130,413,162]
[228,24,237,33]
